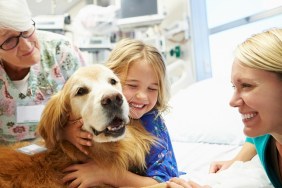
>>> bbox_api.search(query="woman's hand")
[209,142,257,173]
[209,159,235,173]
[62,117,93,155]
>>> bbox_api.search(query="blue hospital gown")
[140,109,179,182]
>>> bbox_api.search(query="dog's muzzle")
[92,92,127,137]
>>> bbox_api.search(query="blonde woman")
[167,28,282,188]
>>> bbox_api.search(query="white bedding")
[164,78,273,187]
[172,142,272,187]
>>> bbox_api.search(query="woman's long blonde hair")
[106,38,170,113]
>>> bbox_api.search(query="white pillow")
[164,78,245,145]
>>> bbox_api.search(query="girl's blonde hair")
[235,28,282,79]
[106,38,171,113]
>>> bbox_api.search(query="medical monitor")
[116,0,164,29]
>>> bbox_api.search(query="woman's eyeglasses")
[0,20,36,51]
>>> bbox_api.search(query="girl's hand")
[62,160,107,188]
[166,178,192,188]
[63,117,93,155]
[167,178,210,188]
[187,181,211,188]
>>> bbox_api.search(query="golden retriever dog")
[0,64,157,188]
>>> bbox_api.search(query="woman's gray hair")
[0,0,32,31]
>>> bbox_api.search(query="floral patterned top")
[141,109,179,182]
[0,30,84,144]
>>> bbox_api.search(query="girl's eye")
[149,87,158,91]
[127,84,137,88]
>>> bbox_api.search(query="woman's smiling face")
[230,59,282,137]
[0,27,40,69]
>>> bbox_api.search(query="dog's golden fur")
[0,65,157,188]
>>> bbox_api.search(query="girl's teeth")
[130,103,143,108]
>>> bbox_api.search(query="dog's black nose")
[101,93,123,108]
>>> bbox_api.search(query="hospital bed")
[163,74,273,187]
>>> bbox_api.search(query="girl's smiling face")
[121,60,159,119]
[230,59,282,137]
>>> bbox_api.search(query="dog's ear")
[37,90,70,149]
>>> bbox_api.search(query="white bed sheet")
[172,141,273,188]
[173,142,242,175]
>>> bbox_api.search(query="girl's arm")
[62,160,159,187]
[141,111,179,182]
[109,170,159,187]
[62,110,179,186]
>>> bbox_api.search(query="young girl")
[62,38,179,187]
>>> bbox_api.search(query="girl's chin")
[129,115,142,119]
[129,112,145,119]
[129,109,145,119]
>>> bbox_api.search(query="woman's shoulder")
[247,134,271,147]
[249,134,271,141]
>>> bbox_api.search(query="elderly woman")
[0,0,84,144]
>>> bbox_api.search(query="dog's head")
[37,64,129,148]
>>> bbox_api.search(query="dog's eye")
[109,78,117,85]
[76,87,89,96]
